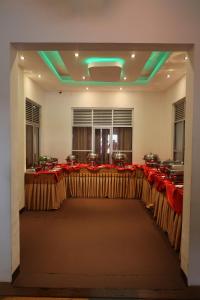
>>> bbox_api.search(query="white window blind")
[113,109,132,126]
[73,109,92,126]
[93,109,112,126]
[175,99,185,122]
[26,99,40,126]
[73,108,132,127]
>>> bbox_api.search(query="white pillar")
[0,43,12,281]
[184,43,200,285]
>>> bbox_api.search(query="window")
[72,108,133,163]
[173,98,185,162]
[26,98,40,168]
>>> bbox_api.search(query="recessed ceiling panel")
[18,50,188,92]
[88,62,122,82]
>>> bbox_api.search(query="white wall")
[42,91,172,164]
[10,52,25,273]
[162,76,186,158]
[24,75,46,163]
[10,57,46,273]
[1,0,200,285]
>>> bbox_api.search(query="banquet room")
[11,47,188,291]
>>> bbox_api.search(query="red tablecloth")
[165,182,183,214]
[142,165,183,214]
[31,169,63,182]
[57,163,139,172]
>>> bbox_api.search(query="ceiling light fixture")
[123,76,127,80]
[38,74,41,78]
[38,50,170,87]
[20,55,25,60]
[167,74,170,79]
[131,53,135,58]
[82,76,86,80]
[184,55,188,61]
[75,52,79,57]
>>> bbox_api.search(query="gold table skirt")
[25,169,144,210]
[25,173,66,211]
[141,179,182,251]
[65,169,143,199]
[153,191,182,250]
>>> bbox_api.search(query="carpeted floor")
[14,198,185,289]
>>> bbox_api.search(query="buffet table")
[25,164,143,209]
[140,165,183,250]
[25,169,66,210]
[59,164,143,199]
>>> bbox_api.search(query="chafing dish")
[66,154,77,166]
[166,163,184,184]
[38,156,58,170]
[160,159,178,173]
[112,152,127,166]
[143,152,160,168]
[87,152,98,166]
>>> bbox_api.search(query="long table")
[63,165,144,199]
[25,169,66,210]
[25,165,144,210]
[140,165,183,250]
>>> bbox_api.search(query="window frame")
[72,107,133,163]
[173,98,186,162]
[25,98,41,168]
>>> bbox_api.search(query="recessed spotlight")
[167,74,170,79]
[184,55,188,61]
[123,76,127,80]
[38,74,41,78]
[82,76,86,80]
[86,87,89,90]
[20,55,25,60]
[131,53,135,58]
[120,87,123,91]
[75,52,79,57]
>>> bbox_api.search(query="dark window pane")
[95,128,110,164]
[113,127,132,151]
[34,127,40,163]
[174,121,185,162]
[174,151,183,162]
[26,125,33,168]
[73,127,92,150]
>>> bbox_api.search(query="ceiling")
[18,49,188,92]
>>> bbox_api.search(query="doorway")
[9,43,193,294]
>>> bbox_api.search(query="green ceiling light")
[141,51,170,80]
[38,51,63,81]
[38,50,171,87]
[84,57,125,65]
[143,52,161,73]
[147,52,170,81]
[38,51,69,80]
[45,51,68,74]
